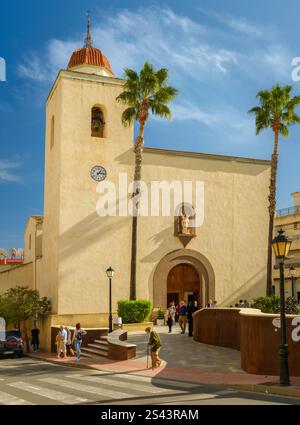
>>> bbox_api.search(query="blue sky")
[1,0,300,248]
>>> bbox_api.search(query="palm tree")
[116,62,178,300]
[249,84,300,295]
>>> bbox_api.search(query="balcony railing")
[276,206,300,217]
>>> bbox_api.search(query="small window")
[91,107,105,137]
[50,116,55,149]
[29,234,32,250]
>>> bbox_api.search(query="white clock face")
[90,165,107,182]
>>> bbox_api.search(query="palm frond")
[250,84,300,135]
[116,91,139,107]
[121,107,137,126]
[117,61,177,127]
[155,68,169,86]
[279,124,289,137]
[139,62,157,97]
[153,86,178,103]
[151,103,172,119]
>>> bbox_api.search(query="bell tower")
[42,15,134,317]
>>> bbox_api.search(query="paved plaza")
[22,325,300,399]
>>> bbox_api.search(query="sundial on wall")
[90,165,107,182]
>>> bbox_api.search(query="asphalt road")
[0,357,299,405]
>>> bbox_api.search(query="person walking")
[59,325,67,359]
[65,327,75,357]
[178,301,187,334]
[31,322,40,352]
[165,304,175,333]
[145,327,162,369]
[187,300,199,337]
[72,323,87,361]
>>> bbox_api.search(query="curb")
[228,383,300,399]
[25,354,96,370]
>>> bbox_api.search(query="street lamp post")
[289,266,296,299]
[106,266,115,333]
[272,229,292,386]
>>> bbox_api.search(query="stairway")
[81,336,109,359]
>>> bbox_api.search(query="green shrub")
[251,296,280,313]
[251,295,298,314]
[117,300,152,323]
[157,308,164,320]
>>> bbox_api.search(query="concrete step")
[88,343,108,351]
[94,339,108,348]
[80,352,98,359]
[94,339,109,346]
[81,347,108,357]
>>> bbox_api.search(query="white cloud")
[0,161,20,183]
[17,7,240,83]
[157,101,260,146]
[171,102,218,126]
[225,17,262,37]
[197,7,264,38]
[15,6,292,148]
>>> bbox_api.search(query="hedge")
[251,295,299,314]
[117,300,152,323]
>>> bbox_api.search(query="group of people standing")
[164,300,199,336]
[230,300,250,308]
[55,323,87,360]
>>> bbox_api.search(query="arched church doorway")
[153,249,215,309]
[167,264,200,307]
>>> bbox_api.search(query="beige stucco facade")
[274,192,300,299]
[0,262,33,295]
[0,57,272,350]
[38,66,271,316]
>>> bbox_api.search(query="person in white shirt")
[58,325,67,359]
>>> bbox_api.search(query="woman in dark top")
[31,322,40,352]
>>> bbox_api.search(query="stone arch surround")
[153,249,215,308]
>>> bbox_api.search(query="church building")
[0,20,271,350]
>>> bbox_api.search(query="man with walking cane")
[145,327,162,369]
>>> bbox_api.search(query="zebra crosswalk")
[8,381,92,404]
[0,371,204,405]
[0,389,34,405]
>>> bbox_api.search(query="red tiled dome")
[67,47,114,76]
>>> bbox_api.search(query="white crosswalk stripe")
[40,377,164,400]
[8,382,92,404]
[64,374,178,394]
[0,389,35,405]
[0,362,55,369]
[82,371,199,389]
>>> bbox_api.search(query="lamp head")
[272,229,292,261]
[106,266,115,278]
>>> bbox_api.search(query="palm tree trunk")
[129,123,145,300]
[266,126,279,295]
